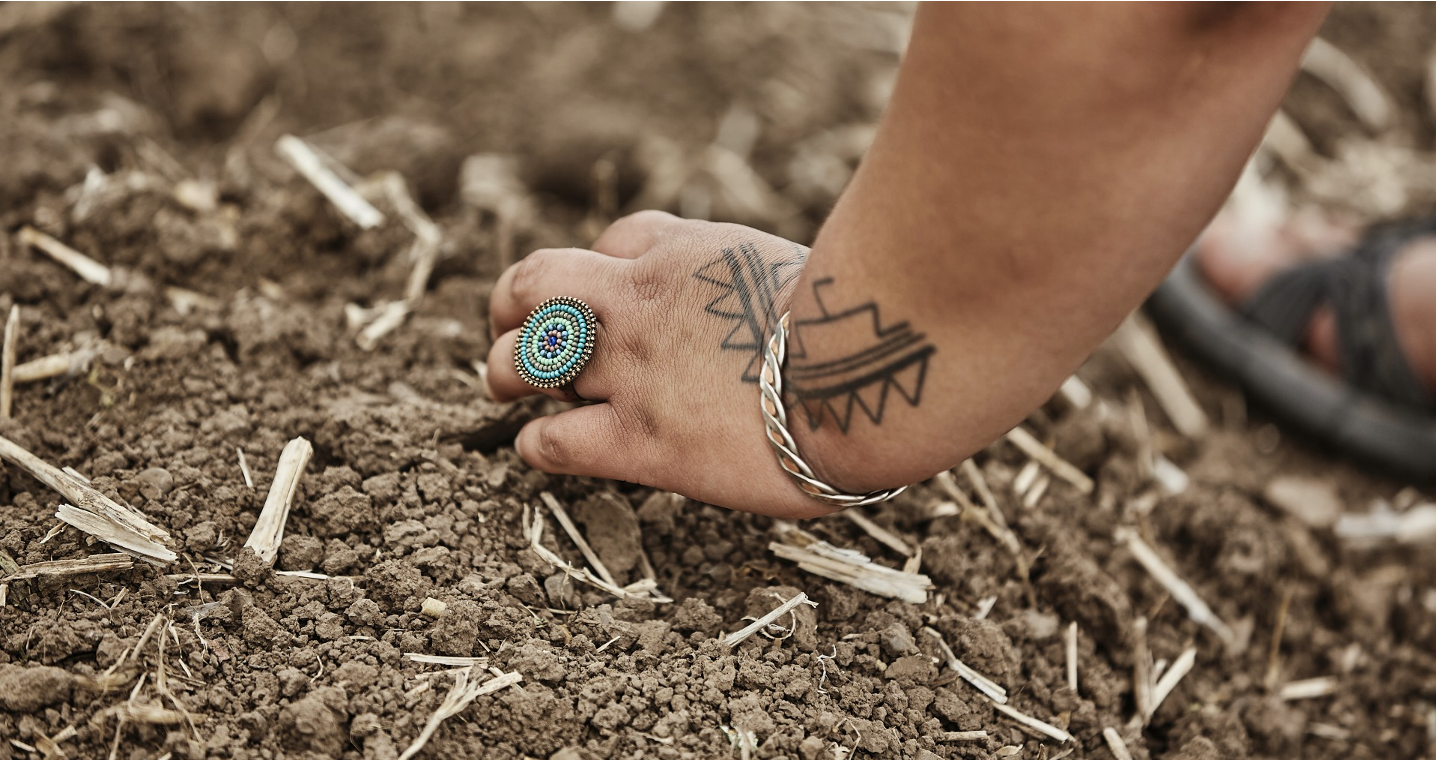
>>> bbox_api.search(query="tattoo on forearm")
[786,278,935,432]
[695,245,934,433]
[694,242,808,382]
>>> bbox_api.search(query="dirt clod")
[0,664,74,712]
[279,687,350,756]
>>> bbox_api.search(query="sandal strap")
[1241,224,1434,411]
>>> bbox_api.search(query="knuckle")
[511,248,560,301]
[616,209,677,232]
[623,260,671,308]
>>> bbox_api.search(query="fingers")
[516,403,651,480]
[486,323,617,403]
[590,210,684,259]
[490,247,626,337]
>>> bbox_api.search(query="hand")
[484,211,837,518]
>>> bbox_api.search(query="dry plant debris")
[241,437,313,565]
[0,433,175,564]
[769,523,933,604]
[1,553,133,581]
[235,447,254,490]
[1116,527,1235,646]
[1004,426,1095,494]
[1132,616,1154,724]
[523,499,667,602]
[397,668,523,760]
[540,492,618,587]
[922,626,1009,703]
[989,701,1073,744]
[17,226,114,287]
[1301,37,1395,132]
[1279,676,1340,701]
[841,509,915,557]
[1109,314,1209,438]
[275,134,384,229]
[1335,502,1436,544]
[0,8,1427,759]
[957,460,1030,579]
[0,305,17,419]
[1066,622,1079,692]
[1103,728,1136,760]
[724,591,817,647]
[403,654,491,668]
[1147,646,1197,720]
[12,343,109,385]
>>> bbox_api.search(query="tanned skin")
[484,3,1331,518]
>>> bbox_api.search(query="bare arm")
[793,3,1329,490]
[484,3,1329,516]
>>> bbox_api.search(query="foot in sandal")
[1196,207,1436,397]
[1149,205,1436,479]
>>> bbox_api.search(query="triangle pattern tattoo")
[786,278,936,433]
[693,243,808,383]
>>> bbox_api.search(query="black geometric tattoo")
[785,278,935,433]
[695,245,934,434]
[694,242,808,383]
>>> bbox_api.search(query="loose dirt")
[0,4,1433,760]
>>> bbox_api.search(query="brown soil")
[0,4,1433,760]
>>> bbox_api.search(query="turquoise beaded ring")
[515,296,597,390]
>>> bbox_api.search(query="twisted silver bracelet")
[760,311,907,507]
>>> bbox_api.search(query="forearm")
[791,3,1329,490]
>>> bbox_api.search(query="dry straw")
[242,437,313,565]
[1004,426,1094,494]
[1116,527,1235,646]
[397,668,523,760]
[0,305,17,419]
[1110,315,1209,438]
[0,433,175,563]
[724,592,817,647]
[275,135,384,228]
[769,523,933,604]
[2,553,133,581]
[922,626,1009,703]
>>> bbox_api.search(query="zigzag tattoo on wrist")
[695,244,935,432]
